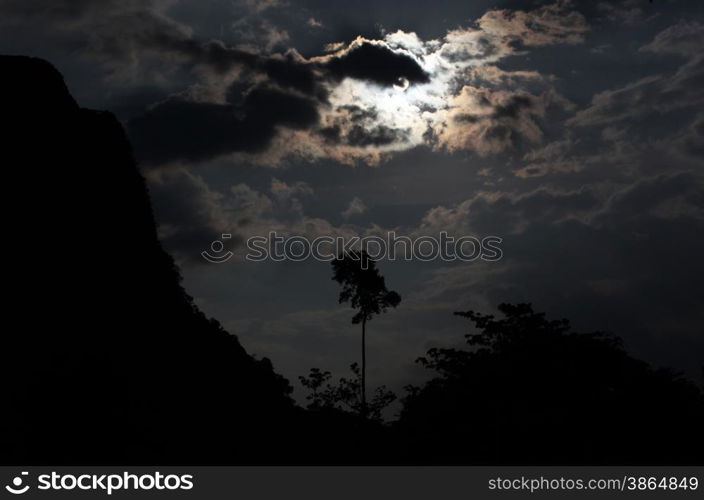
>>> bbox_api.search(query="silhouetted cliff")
[1,56,297,463]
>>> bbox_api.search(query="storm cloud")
[129,86,320,164]
[1,0,593,166]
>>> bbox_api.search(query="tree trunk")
[361,316,366,419]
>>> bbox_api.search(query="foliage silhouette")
[299,364,396,422]
[397,303,704,464]
[332,250,401,418]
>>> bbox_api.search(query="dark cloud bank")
[128,40,430,164]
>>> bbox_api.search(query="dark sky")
[2,0,703,401]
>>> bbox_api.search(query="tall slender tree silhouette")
[332,250,401,418]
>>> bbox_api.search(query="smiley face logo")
[201,234,234,263]
[5,472,29,495]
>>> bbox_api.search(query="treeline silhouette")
[302,260,703,464]
[1,56,701,465]
[395,304,704,463]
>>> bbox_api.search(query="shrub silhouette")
[397,303,704,464]
[299,364,396,422]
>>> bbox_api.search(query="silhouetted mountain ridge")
[1,55,297,463]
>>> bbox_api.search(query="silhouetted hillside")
[1,56,298,463]
[396,304,704,464]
